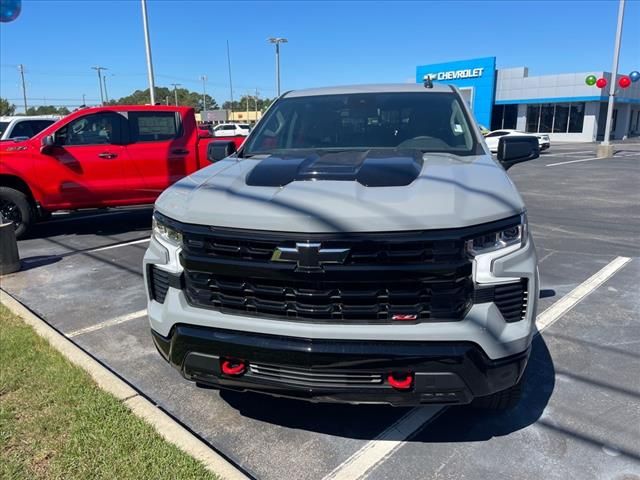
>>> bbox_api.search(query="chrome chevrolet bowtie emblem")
[271,243,350,270]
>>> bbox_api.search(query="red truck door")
[38,111,146,208]
[125,110,199,197]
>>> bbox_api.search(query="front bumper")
[152,324,530,406]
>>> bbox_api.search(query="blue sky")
[1,0,639,110]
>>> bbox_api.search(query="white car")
[0,115,60,141]
[212,123,251,137]
[484,129,550,153]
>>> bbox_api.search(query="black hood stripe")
[245,150,424,187]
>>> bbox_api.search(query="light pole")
[91,66,107,105]
[171,83,181,106]
[201,75,207,112]
[600,0,625,152]
[226,40,234,110]
[141,0,156,104]
[268,37,287,96]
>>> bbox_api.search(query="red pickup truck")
[0,105,245,237]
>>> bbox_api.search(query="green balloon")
[585,75,597,86]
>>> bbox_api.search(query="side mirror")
[40,135,55,154]
[207,140,236,163]
[497,136,539,170]
[199,130,212,139]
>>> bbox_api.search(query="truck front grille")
[183,234,463,265]
[158,217,525,324]
[183,270,472,323]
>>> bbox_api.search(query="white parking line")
[322,255,632,480]
[86,238,150,253]
[66,309,147,338]
[535,256,631,334]
[552,150,594,156]
[546,156,604,167]
[322,407,443,480]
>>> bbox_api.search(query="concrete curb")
[0,289,249,480]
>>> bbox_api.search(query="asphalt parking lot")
[1,143,639,480]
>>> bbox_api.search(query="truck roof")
[66,105,194,115]
[0,115,61,122]
[283,83,454,98]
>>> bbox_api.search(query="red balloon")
[619,76,631,88]
[596,78,607,89]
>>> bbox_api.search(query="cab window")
[129,111,181,142]
[56,113,124,146]
[9,121,35,138]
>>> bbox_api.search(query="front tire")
[0,187,34,239]
[472,375,524,410]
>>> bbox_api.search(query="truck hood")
[155,152,525,233]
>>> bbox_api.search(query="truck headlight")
[466,213,527,256]
[152,215,182,247]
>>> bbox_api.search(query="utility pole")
[103,75,110,103]
[600,0,625,153]
[82,93,86,106]
[141,0,156,104]
[91,66,107,105]
[255,88,259,120]
[165,96,169,106]
[226,40,234,112]
[268,37,287,96]
[171,83,181,106]
[246,91,250,121]
[18,64,28,113]
[201,75,207,112]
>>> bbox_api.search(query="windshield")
[0,122,9,137]
[244,92,480,156]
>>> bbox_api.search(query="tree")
[223,96,273,112]
[111,87,217,112]
[25,105,70,115]
[0,97,16,116]
[222,95,274,112]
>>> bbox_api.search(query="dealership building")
[416,57,640,142]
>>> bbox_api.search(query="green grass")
[0,304,219,480]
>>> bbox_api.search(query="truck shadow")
[218,332,554,443]
[21,207,153,240]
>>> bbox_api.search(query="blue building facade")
[416,57,497,129]
[416,57,640,141]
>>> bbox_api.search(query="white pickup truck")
[0,115,60,141]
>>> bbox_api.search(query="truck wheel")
[471,376,523,410]
[0,187,33,239]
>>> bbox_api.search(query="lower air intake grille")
[149,266,170,303]
[475,279,528,323]
[248,363,383,388]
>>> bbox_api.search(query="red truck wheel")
[0,187,33,239]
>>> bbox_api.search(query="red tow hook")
[220,358,247,376]
[387,372,414,390]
